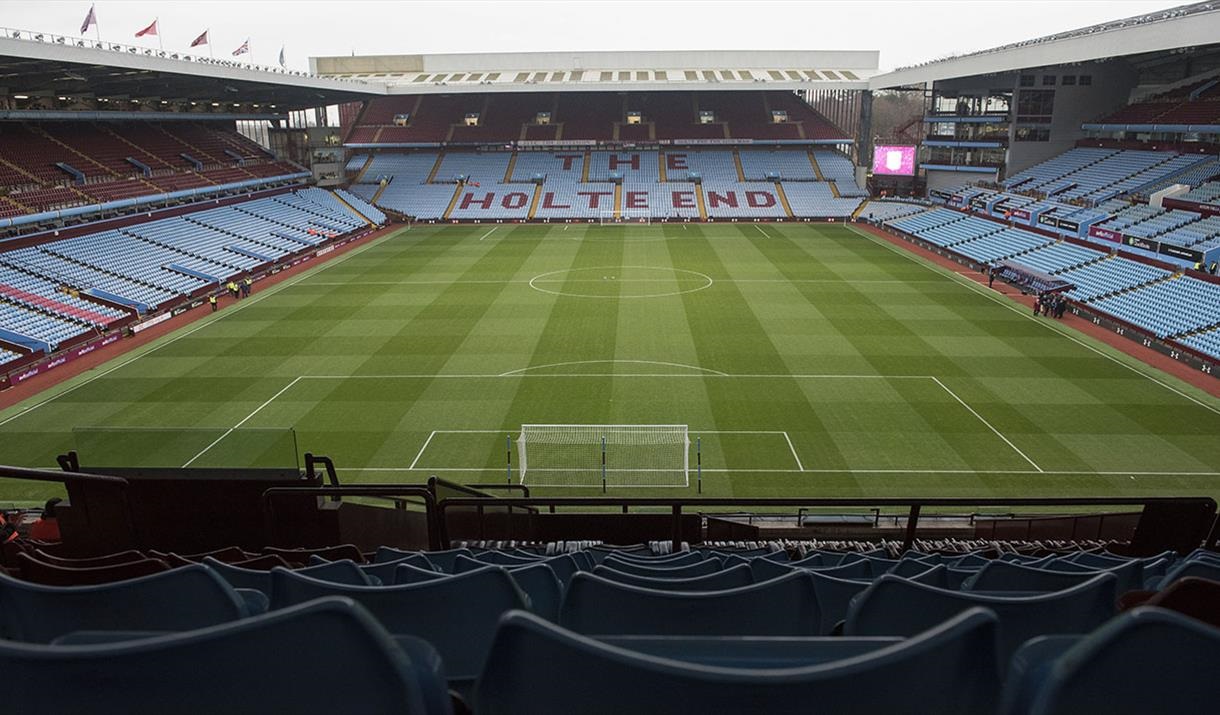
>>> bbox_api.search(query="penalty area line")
[930,376,1043,473]
[181,376,303,468]
[478,227,499,241]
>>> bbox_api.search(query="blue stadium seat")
[0,565,250,643]
[845,574,1118,663]
[394,562,452,584]
[594,634,903,668]
[203,556,373,593]
[1026,607,1220,715]
[592,563,754,592]
[606,550,707,566]
[1154,558,1220,591]
[475,608,1001,714]
[598,556,722,579]
[963,560,1113,592]
[269,564,527,683]
[506,562,564,621]
[560,571,819,636]
[374,546,473,572]
[997,635,1082,715]
[0,597,438,715]
[1039,557,1143,593]
[465,551,542,567]
[459,552,582,586]
[807,570,872,635]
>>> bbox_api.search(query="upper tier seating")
[0,121,300,224]
[348,91,851,145]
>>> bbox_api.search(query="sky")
[0,0,1193,73]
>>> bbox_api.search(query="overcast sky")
[0,0,1192,72]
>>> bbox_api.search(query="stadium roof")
[311,50,879,93]
[0,29,379,110]
[869,1,1220,89]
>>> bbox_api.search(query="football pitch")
[1,221,1218,504]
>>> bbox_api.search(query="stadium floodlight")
[599,210,651,226]
[517,424,688,488]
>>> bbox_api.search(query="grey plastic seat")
[475,608,1002,715]
[846,574,1118,663]
[592,563,754,592]
[270,564,527,682]
[561,571,819,636]
[0,566,249,643]
[1027,607,1220,715]
[0,597,436,715]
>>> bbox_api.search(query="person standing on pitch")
[209,294,218,312]
[243,276,253,298]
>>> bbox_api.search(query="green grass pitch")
[1,222,1218,505]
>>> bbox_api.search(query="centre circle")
[528,266,714,299]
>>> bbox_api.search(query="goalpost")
[517,424,688,487]
[598,210,652,226]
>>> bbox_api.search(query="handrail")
[0,463,129,486]
[0,462,140,550]
[436,496,1218,552]
[261,485,441,550]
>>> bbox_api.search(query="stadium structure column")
[856,90,874,189]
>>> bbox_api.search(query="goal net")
[517,424,688,487]
[599,209,652,226]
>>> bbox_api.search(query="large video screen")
[872,145,916,176]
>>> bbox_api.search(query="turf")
[1,222,1218,505]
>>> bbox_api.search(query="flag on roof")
[135,19,158,37]
[232,38,250,56]
[80,4,97,35]
[190,30,209,47]
[278,46,286,68]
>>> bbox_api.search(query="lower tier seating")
[0,540,1216,714]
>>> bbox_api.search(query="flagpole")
[208,30,213,59]
[157,17,163,51]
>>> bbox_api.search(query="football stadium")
[0,0,1218,711]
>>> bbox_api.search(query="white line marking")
[299,373,925,380]
[499,360,729,377]
[478,227,498,241]
[563,225,570,231]
[930,376,1043,473]
[182,376,303,467]
[753,224,770,239]
[781,431,805,471]
[0,231,401,430]
[848,225,1220,415]
[333,466,1220,476]
[303,278,944,287]
[408,430,438,470]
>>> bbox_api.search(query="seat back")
[964,561,1109,592]
[593,563,754,592]
[597,557,722,579]
[270,564,527,679]
[204,557,371,593]
[476,608,1001,715]
[1029,607,1220,715]
[0,565,247,643]
[508,563,563,621]
[846,574,1118,663]
[560,571,818,636]
[0,597,428,715]
[16,552,169,586]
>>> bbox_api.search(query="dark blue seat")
[0,566,249,643]
[1027,607,1220,715]
[373,547,472,572]
[457,553,581,586]
[592,563,754,592]
[846,574,1118,663]
[807,570,871,635]
[560,571,819,636]
[595,634,902,668]
[475,608,1001,715]
[507,562,563,621]
[313,553,437,583]
[0,597,436,715]
[1040,557,1143,593]
[605,551,705,567]
[203,556,372,594]
[270,564,527,682]
[469,551,542,567]
[598,556,722,579]
[395,563,450,584]
[963,561,1110,593]
[1154,558,1220,591]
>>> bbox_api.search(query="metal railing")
[435,495,1218,552]
[261,485,441,550]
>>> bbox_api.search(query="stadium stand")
[0,121,303,226]
[0,536,1217,714]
